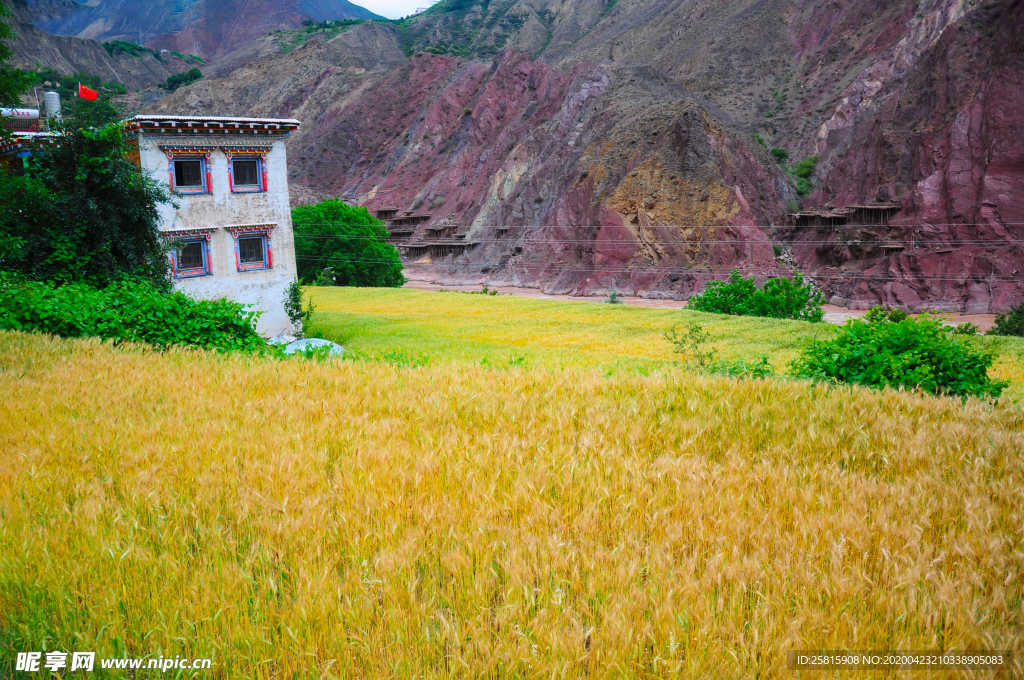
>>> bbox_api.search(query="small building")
[124,114,302,337]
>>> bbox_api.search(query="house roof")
[125,114,301,135]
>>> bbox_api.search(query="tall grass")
[1,332,1022,677]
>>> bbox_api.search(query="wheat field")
[305,287,1024,397]
[1,329,1022,678]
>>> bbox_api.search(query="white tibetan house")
[125,114,302,338]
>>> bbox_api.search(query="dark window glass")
[233,159,260,187]
[174,159,203,187]
[238,237,265,264]
[177,241,205,269]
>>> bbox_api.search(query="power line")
[293,257,1024,282]
[294,233,1024,246]
[290,222,1024,230]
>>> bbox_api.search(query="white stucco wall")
[137,135,298,337]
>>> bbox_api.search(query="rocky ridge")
[33,0,384,59]
[118,0,1024,310]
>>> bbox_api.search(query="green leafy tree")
[687,269,824,322]
[0,108,172,288]
[0,3,34,107]
[292,200,405,287]
[990,304,1024,337]
[790,311,1008,398]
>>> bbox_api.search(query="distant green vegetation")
[991,304,1024,337]
[687,270,824,322]
[276,19,366,53]
[159,67,202,91]
[785,154,819,196]
[102,40,160,60]
[770,147,788,162]
[34,67,126,98]
[302,18,365,32]
[102,41,203,65]
[752,133,766,146]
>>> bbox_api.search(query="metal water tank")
[43,91,61,119]
[0,107,40,130]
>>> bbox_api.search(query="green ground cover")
[305,287,1024,396]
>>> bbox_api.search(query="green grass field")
[306,286,1024,397]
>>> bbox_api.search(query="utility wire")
[293,256,1024,282]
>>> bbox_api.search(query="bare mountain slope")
[8,21,199,92]
[34,0,383,58]
[146,0,1023,311]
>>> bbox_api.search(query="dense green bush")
[688,270,824,322]
[790,309,1008,398]
[161,67,202,91]
[102,40,161,60]
[770,148,789,162]
[293,200,405,287]
[785,154,819,197]
[990,304,1024,337]
[0,278,267,352]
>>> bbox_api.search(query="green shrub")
[102,40,160,60]
[688,270,824,322]
[990,304,1024,337]
[864,306,908,323]
[664,321,716,369]
[160,67,202,91]
[283,279,315,336]
[292,200,405,287]
[605,290,623,304]
[790,310,1008,398]
[708,355,775,378]
[752,133,766,146]
[770,148,788,162]
[785,154,819,197]
[790,155,819,179]
[950,321,980,336]
[0,278,267,352]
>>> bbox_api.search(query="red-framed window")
[161,146,214,194]
[223,147,270,193]
[228,225,275,271]
[229,156,264,193]
[167,231,215,278]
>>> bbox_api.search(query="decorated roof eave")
[125,115,300,135]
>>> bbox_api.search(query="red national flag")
[78,83,99,101]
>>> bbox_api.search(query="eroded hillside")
[31,0,383,59]
[146,0,1024,311]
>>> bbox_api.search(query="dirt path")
[402,279,997,330]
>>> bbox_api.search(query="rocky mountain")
[9,0,79,25]
[139,0,1024,310]
[33,0,383,59]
